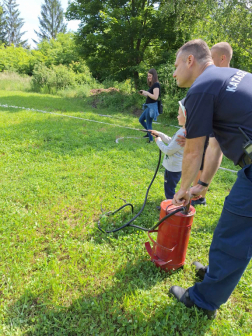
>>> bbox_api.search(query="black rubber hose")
[129,206,185,231]
[98,149,162,233]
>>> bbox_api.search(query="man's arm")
[173,136,206,205]
[190,137,223,197]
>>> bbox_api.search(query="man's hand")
[176,134,186,147]
[173,188,191,206]
[190,184,206,198]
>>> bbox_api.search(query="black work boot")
[192,261,207,280]
[169,286,217,320]
[169,286,194,308]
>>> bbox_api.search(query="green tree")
[66,0,218,87]
[217,0,252,70]
[65,0,182,87]
[0,3,6,44]
[3,0,27,47]
[0,44,34,73]
[34,0,67,43]
[35,32,80,67]
[191,0,252,72]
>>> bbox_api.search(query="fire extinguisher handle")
[183,202,191,214]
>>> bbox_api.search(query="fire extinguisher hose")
[97,149,187,234]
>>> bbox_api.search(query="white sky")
[16,0,81,48]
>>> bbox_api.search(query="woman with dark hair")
[139,68,160,143]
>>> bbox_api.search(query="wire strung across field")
[0,103,238,174]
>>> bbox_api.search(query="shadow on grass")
[0,92,137,117]
[0,91,172,128]
[3,258,213,335]
[0,92,92,114]
[0,104,163,159]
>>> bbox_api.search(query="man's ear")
[221,55,226,64]
[186,54,195,68]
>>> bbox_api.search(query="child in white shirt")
[150,99,186,199]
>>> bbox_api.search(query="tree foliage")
[66,0,183,87]
[0,3,6,44]
[3,0,27,47]
[65,0,222,87]
[35,32,81,67]
[0,44,33,73]
[34,0,67,44]
[0,33,88,76]
[191,0,252,72]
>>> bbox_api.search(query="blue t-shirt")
[184,65,252,165]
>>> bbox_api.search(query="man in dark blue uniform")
[170,39,252,319]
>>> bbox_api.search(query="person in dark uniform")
[139,68,160,143]
[191,42,233,206]
[170,39,252,319]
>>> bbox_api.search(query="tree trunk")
[133,70,140,90]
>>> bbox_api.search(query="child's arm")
[156,131,172,144]
[155,130,184,156]
[149,130,171,144]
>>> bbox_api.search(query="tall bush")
[31,63,96,94]
[0,44,34,74]
[31,63,56,93]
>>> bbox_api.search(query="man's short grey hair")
[211,42,233,62]
[177,39,212,64]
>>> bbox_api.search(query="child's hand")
[176,135,186,147]
[148,130,159,138]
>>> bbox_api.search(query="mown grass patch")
[0,91,251,335]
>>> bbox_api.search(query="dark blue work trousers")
[164,169,181,199]
[189,164,252,311]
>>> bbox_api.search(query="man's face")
[211,49,222,67]
[173,52,192,88]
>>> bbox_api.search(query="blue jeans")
[139,103,158,141]
[139,108,154,141]
[164,170,181,199]
[189,164,252,310]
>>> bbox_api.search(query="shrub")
[91,90,143,112]
[52,64,75,90]
[69,61,97,86]
[0,45,34,75]
[31,64,55,93]
[32,64,78,93]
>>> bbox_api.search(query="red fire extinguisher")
[145,199,196,272]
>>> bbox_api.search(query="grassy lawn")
[0,90,251,336]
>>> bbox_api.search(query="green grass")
[0,72,32,92]
[0,90,251,335]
